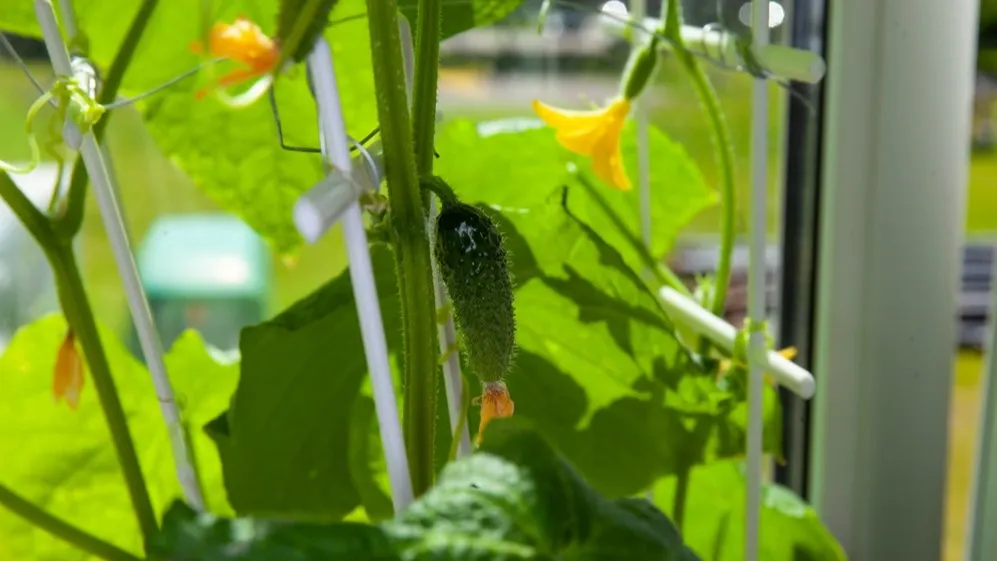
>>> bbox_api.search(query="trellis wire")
[32,0,206,512]
[304,37,414,512]
[397,16,472,458]
[745,0,772,558]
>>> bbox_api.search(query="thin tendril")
[0,91,54,174]
[104,59,223,109]
[0,32,58,107]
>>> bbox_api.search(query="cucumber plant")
[0,0,846,560]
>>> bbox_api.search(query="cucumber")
[276,0,340,64]
[430,177,516,384]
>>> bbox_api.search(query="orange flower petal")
[476,381,514,446]
[53,329,84,410]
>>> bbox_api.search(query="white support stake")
[629,0,652,252]
[745,0,771,559]
[398,16,472,457]
[33,0,205,512]
[306,38,414,512]
[659,286,814,399]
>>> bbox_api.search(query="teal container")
[127,213,272,357]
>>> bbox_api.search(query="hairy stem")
[663,0,736,321]
[58,0,159,238]
[365,0,439,497]
[49,247,159,543]
[411,0,442,174]
[0,483,142,561]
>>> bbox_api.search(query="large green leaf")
[434,118,718,273]
[399,0,526,40]
[652,460,847,561]
[0,316,237,560]
[205,245,401,521]
[209,192,779,518]
[150,421,701,560]
[0,0,375,255]
[476,192,780,497]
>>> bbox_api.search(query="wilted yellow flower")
[475,381,515,446]
[532,97,633,191]
[53,329,84,410]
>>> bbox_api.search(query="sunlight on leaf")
[652,460,847,561]
[434,117,717,272]
[0,315,237,559]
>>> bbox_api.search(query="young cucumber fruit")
[277,0,340,63]
[429,177,516,384]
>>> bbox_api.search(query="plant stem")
[663,0,736,321]
[49,246,159,544]
[0,483,142,561]
[672,466,690,532]
[365,0,439,497]
[411,0,442,174]
[0,171,55,250]
[58,0,159,239]
[2,170,156,541]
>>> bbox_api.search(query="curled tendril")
[0,76,107,176]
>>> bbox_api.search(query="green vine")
[364,0,440,497]
[662,0,737,323]
[411,0,442,175]
[0,483,142,561]
[0,172,158,546]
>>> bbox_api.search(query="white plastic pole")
[967,247,997,561]
[744,0,770,558]
[659,287,814,399]
[398,16,472,457]
[306,37,414,512]
[599,4,826,85]
[33,0,206,512]
[629,0,652,252]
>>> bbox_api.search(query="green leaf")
[385,418,699,560]
[469,193,781,497]
[150,501,399,560]
[398,0,527,40]
[154,422,699,560]
[651,460,847,561]
[0,315,237,559]
[208,245,400,521]
[434,118,717,272]
[0,0,376,255]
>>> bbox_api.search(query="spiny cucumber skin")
[435,201,516,384]
[276,0,340,63]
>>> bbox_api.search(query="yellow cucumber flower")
[532,97,633,191]
[531,37,659,191]
[475,381,515,446]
